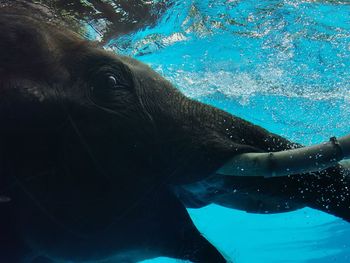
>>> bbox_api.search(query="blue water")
[97,0,350,262]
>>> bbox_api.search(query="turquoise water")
[106,1,349,262]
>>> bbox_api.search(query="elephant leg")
[166,222,229,263]
[145,188,229,263]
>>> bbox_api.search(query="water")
[95,0,350,262]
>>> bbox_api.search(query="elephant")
[0,7,349,263]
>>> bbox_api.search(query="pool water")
[102,0,349,262]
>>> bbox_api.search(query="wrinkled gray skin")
[0,8,349,263]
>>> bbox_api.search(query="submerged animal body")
[0,9,349,263]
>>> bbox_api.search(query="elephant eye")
[89,64,132,94]
[90,73,122,93]
[106,75,118,89]
[106,75,121,89]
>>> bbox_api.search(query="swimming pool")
[102,0,350,262]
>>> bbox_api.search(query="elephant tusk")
[217,134,350,178]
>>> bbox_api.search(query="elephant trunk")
[217,134,350,178]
